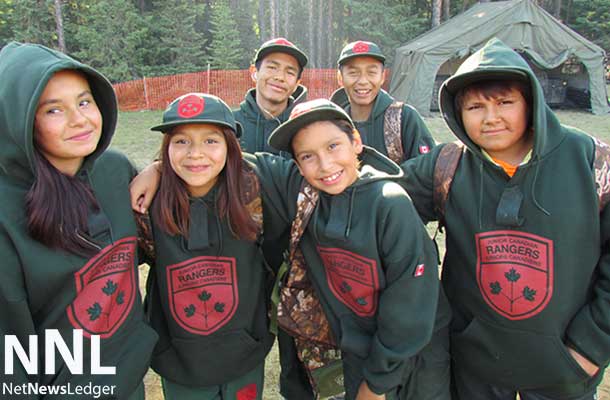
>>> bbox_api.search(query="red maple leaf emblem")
[353,41,370,53]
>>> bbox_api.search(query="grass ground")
[112,107,610,400]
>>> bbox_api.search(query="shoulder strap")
[592,136,610,211]
[241,163,264,238]
[288,180,319,260]
[433,142,464,226]
[383,101,404,164]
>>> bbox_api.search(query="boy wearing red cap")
[330,41,435,164]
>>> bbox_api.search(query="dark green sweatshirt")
[145,175,275,387]
[330,88,436,162]
[0,42,157,399]
[247,148,451,396]
[401,38,609,395]
[234,85,307,155]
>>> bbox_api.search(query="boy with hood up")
[0,42,157,399]
[234,38,308,156]
[330,41,435,164]
[401,37,610,399]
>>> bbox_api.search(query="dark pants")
[342,326,451,400]
[452,363,598,400]
[278,328,315,400]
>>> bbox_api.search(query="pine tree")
[207,0,242,70]
[142,0,207,76]
[74,0,149,82]
[12,0,55,48]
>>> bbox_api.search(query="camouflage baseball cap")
[337,40,385,66]
[268,99,354,154]
[254,37,308,70]
[151,93,242,137]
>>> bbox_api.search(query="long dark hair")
[153,127,259,241]
[25,150,101,257]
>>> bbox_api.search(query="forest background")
[0,0,609,84]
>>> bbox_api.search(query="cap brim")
[257,46,308,69]
[151,119,242,138]
[338,53,385,66]
[268,109,351,154]
[444,69,529,95]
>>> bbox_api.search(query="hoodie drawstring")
[531,156,551,216]
[345,188,357,239]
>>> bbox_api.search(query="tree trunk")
[443,0,451,21]
[258,0,267,40]
[269,0,277,37]
[308,0,315,67]
[327,0,333,67]
[479,0,490,3]
[553,0,561,19]
[462,0,469,12]
[317,0,323,67]
[565,0,572,23]
[282,1,289,37]
[53,0,66,52]
[431,0,442,27]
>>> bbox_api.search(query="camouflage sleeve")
[401,104,436,160]
[565,136,610,367]
[363,190,440,394]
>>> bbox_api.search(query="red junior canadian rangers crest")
[167,256,238,335]
[67,237,137,339]
[177,94,205,118]
[318,247,379,317]
[476,231,553,320]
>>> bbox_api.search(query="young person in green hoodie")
[329,41,435,164]
[130,99,452,400]
[255,99,452,400]
[232,37,314,399]
[139,93,279,400]
[234,38,308,155]
[401,38,610,399]
[0,42,157,399]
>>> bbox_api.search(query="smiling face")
[168,123,228,197]
[253,52,301,109]
[292,120,363,195]
[460,85,532,165]
[34,69,102,176]
[338,56,385,111]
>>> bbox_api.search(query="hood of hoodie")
[0,42,117,184]
[330,87,394,122]
[439,38,564,163]
[239,84,307,122]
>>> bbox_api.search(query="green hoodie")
[234,85,307,155]
[330,88,435,161]
[402,38,609,395]
[144,173,275,387]
[0,42,157,399]
[247,147,451,396]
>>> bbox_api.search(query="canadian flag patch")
[419,145,430,154]
[414,264,425,277]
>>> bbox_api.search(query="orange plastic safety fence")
[113,68,390,112]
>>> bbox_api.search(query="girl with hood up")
[0,42,157,399]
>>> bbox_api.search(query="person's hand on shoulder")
[130,161,161,213]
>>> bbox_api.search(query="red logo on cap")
[353,41,370,53]
[289,99,328,120]
[274,38,294,47]
[177,94,205,118]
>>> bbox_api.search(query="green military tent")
[389,0,609,115]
